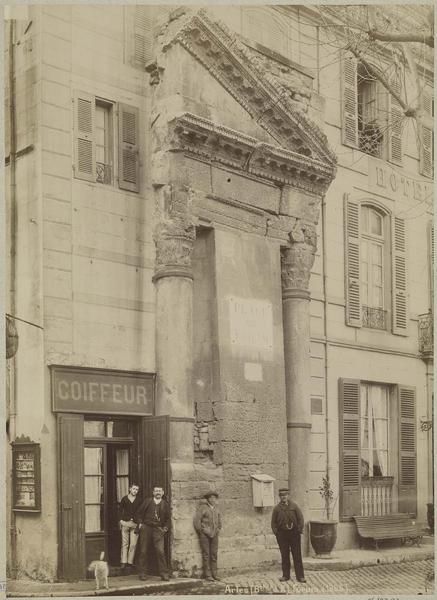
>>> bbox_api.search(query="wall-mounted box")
[251,473,275,507]
[12,437,41,512]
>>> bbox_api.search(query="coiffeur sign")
[51,366,154,416]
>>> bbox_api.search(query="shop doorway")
[57,414,170,582]
[83,418,136,569]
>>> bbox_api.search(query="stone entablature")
[169,113,335,195]
[161,8,337,173]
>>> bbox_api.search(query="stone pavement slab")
[6,575,201,597]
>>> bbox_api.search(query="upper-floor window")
[344,195,407,335]
[73,92,139,193]
[419,89,434,179]
[342,52,403,165]
[361,206,386,329]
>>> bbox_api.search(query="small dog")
[88,551,109,590]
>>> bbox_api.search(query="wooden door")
[58,414,86,581]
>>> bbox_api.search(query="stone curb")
[302,548,434,571]
[6,578,202,598]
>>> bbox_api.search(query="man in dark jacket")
[193,491,222,581]
[271,488,306,583]
[118,483,141,572]
[134,486,170,581]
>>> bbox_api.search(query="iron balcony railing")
[96,162,112,185]
[362,306,387,330]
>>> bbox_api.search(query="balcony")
[96,162,112,185]
[363,306,387,330]
[361,476,394,516]
[418,311,433,359]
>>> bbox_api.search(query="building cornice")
[163,8,337,175]
[169,112,335,195]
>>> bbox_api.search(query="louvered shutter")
[118,104,139,193]
[397,386,417,516]
[339,379,361,519]
[429,222,434,306]
[392,216,408,335]
[344,194,362,327]
[420,92,433,178]
[388,78,403,165]
[73,92,95,182]
[134,5,153,67]
[341,52,358,148]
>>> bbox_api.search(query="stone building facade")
[5,4,433,582]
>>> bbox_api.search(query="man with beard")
[135,486,170,581]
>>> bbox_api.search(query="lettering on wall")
[51,367,154,415]
[228,296,273,360]
[368,157,432,203]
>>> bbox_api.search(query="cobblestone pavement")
[149,559,435,596]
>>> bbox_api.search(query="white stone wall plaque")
[228,296,273,359]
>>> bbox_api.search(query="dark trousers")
[138,525,168,577]
[199,532,219,577]
[276,529,304,580]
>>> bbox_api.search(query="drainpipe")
[321,195,331,507]
[8,17,18,579]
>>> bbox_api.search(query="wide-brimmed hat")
[203,490,219,499]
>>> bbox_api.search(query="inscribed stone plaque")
[228,296,273,360]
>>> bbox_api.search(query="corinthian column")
[281,223,317,523]
[153,194,196,463]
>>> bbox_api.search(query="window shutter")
[388,78,403,165]
[429,222,434,306]
[73,92,95,182]
[339,378,361,519]
[397,386,417,516]
[118,104,139,193]
[341,52,358,148]
[344,194,362,327]
[419,91,433,178]
[134,5,153,66]
[392,216,408,335]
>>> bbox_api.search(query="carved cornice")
[164,9,337,174]
[169,113,334,195]
[281,223,317,293]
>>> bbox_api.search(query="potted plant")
[309,474,338,558]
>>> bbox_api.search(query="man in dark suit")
[271,488,306,583]
[134,486,170,581]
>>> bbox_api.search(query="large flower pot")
[309,520,338,558]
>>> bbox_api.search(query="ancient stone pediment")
[161,8,337,185]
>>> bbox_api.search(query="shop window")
[341,52,403,165]
[344,195,407,335]
[339,379,417,520]
[116,448,129,502]
[84,419,133,438]
[73,92,139,192]
[84,447,104,533]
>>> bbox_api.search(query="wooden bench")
[353,513,423,550]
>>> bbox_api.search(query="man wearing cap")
[193,491,222,582]
[271,488,306,583]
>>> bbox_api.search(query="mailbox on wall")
[251,473,275,508]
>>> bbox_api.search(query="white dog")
[88,551,109,590]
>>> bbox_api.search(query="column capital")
[281,222,317,294]
[153,217,196,282]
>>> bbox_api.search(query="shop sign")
[368,157,433,203]
[12,436,41,512]
[51,366,154,416]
